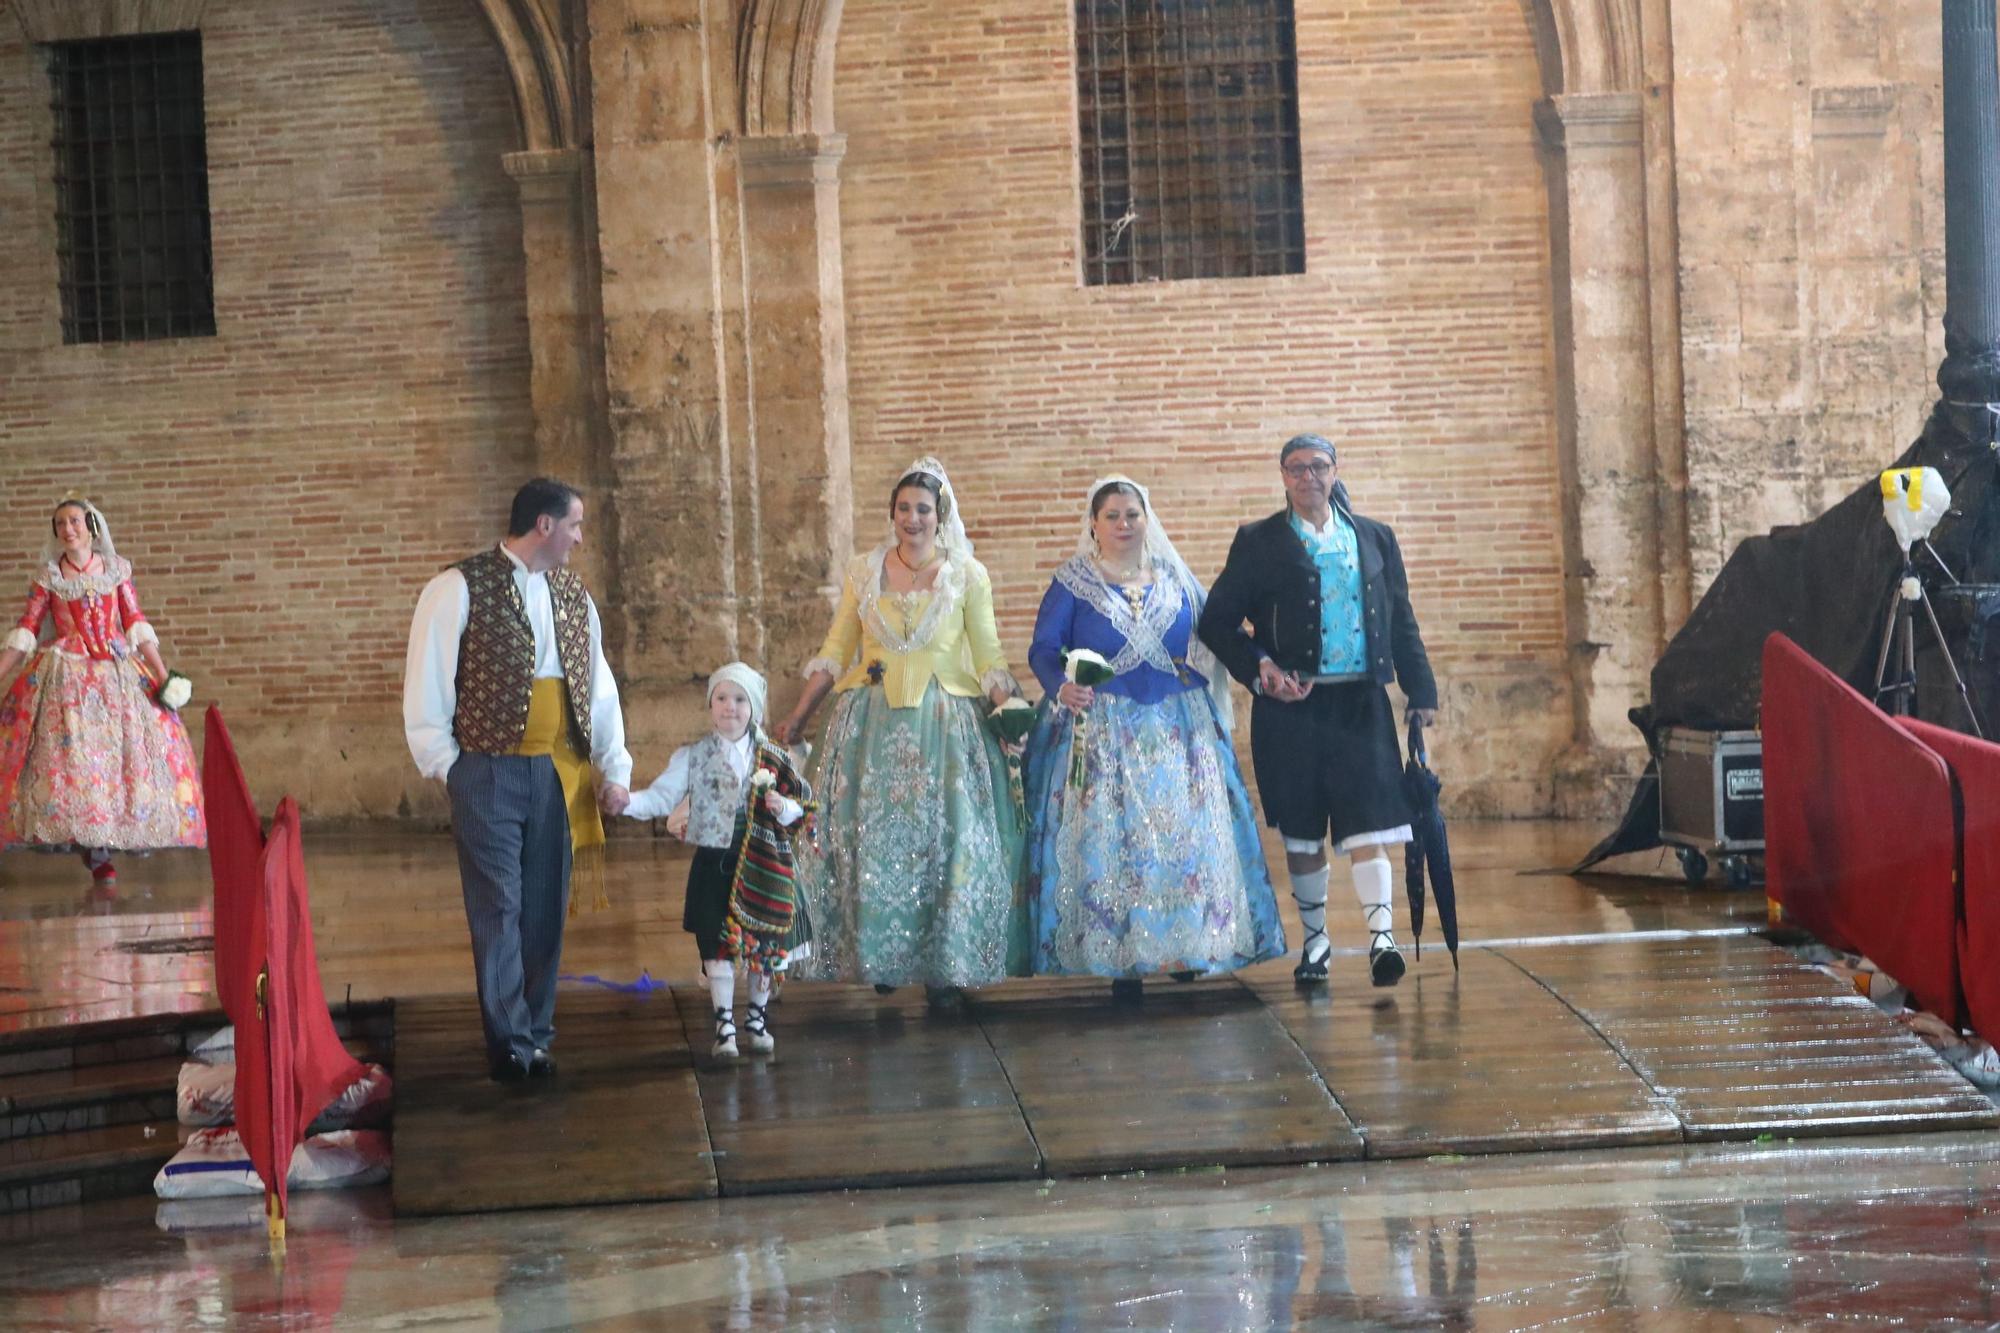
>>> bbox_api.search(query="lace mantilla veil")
[1069,474,1234,734]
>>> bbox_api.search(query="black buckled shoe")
[528,1048,557,1080]
[489,1052,530,1085]
[1110,978,1144,1003]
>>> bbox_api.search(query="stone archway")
[470,0,581,152]
[737,0,845,137]
[1523,0,1643,96]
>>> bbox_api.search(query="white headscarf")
[707,661,769,731]
[1071,475,1234,734]
[887,456,973,559]
[39,496,118,567]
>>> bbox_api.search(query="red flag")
[201,705,262,1024]
[268,798,365,1161]
[200,708,365,1235]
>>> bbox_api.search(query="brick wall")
[0,0,532,817]
[832,0,1571,814]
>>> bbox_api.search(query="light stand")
[1871,543,1986,736]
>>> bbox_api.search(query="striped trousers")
[446,751,572,1064]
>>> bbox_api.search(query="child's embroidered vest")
[685,733,750,849]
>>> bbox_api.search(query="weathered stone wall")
[1674,1,1946,591]
[0,0,533,817]
[831,0,1573,815]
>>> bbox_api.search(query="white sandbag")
[177,1059,394,1130]
[152,1128,391,1200]
[188,1026,234,1065]
[176,1061,236,1127]
[310,1064,393,1131]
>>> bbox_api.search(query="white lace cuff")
[126,621,159,650]
[803,656,844,682]
[3,627,35,655]
[981,667,1022,698]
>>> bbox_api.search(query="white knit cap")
[707,661,769,728]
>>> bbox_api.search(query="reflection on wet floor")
[0,822,1758,1034]
[8,1133,2000,1328]
[2,823,1977,1329]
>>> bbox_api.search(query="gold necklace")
[894,545,939,574]
[1096,555,1146,583]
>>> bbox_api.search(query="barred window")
[47,31,216,344]
[1075,0,1306,286]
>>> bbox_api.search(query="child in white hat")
[626,662,813,1057]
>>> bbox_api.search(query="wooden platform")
[388,936,1999,1216]
[392,992,715,1216]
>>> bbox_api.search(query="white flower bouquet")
[152,670,193,713]
[987,696,1036,745]
[1061,649,1115,789]
[1063,648,1115,689]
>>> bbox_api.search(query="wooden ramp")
[672,983,1041,1196]
[1245,950,1681,1158]
[970,977,1362,1174]
[388,936,1998,1216]
[392,992,715,1216]
[1510,936,2000,1141]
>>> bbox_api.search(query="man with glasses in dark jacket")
[1198,435,1439,987]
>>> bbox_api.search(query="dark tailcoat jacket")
[1196,493,1439,712]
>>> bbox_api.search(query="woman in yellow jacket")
[772,457,1028,996]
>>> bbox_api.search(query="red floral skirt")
[0,649,206,851]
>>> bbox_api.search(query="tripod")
[1872,548,1986,737]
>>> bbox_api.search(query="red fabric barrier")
[200,708,363,1227]
[201,706,261,1023]
[1761,633,1962,1025]
[1899,719,2000,1043]
[264,798,364,1210]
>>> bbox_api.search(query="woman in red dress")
[0,498,205,884]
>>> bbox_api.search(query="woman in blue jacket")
[1021,476,1284,997]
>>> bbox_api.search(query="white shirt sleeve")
[585,594,633,787]
[624,745,692,821]
[403,570,470,781]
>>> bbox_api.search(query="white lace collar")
[37,555,130,599]
[854,545,970,657]
[1053,555,1185,678]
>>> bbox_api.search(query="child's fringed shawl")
[723,739,814,974]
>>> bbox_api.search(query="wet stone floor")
[3,823,1996,1328]
[7,1133,2000,1329]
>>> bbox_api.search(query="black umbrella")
[1402,717,1460,970]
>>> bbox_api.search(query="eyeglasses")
[1282,460,1334,480]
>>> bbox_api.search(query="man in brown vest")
[403,478,632,1083]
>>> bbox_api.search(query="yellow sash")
[515,678,607,915]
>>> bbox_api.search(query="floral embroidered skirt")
[1022,689,1285,978]
[795,682,1027,987]
[0,649,206,852]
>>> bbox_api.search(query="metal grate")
[1076,0,1305,286]
[48,31,216,344]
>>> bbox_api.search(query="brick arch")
[1522,0,1643,95]
[736,0,845,137]
[469,0,580,151]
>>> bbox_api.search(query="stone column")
[1536,91,1661,815]
[587,0,738,709]
[502,147,617,601]
[736,132,854,691]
